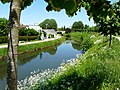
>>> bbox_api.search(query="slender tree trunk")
[7,0,21,90]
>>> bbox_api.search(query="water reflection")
[0,61,6,80]
[72,42,82,51]
[0,41,84,90]
[18,44,58,66]
[47,47,57,55]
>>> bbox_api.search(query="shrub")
[19,36,38,41]
[69,32,94,51]
[19,28,39,36]
[81,39,93,50]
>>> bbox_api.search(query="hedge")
[0,36,38,44]
[19,36,38,41]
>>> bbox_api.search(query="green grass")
[0,48,7,57]
[38,32,120,90]
[0,37,65,58]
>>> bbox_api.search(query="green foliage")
[39,19,57,29]
[21,0,34,10]
[0,37,65,57]
[81,38,93,51]
[99,2,120,36]
[0,0,10,4]
[37,33,120,90]
[84,26,100,32]
[19,28,27,36]
[19,36,38,41]
[98,1,120,46]
[27,28,39,36]
[70,32,94,50]
[45,0,78,16]
[45,0,113,21]
[18,37,65,54]
[19,28,38,36]
[0,18,9,36]
[0,36,38,44]
[0,36,8,44]
[72,21,84,30]
[84,24,89,29]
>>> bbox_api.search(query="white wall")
[27,25,42,32]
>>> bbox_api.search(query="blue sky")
[0,0,118,28]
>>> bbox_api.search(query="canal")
[0,41,84,90]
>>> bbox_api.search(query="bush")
[69,32,94,50]
[81,39,93,50]
[0,36,38,44]
[19,28,39,36]
[19,36,38,41]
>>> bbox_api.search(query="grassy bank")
[35,32,120,90]
[0,37,65,58]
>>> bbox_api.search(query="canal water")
[0,41,84,90]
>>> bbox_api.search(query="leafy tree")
[84,24,89,29]
[98,2,120,47]
[27,28,39,36]
[19,28,27,36]
[45,0,119,47]
[0,18,9,36]
[39,19,57,29]
[93,25,100,32]
[72,21,84,30]
[45,0,113,22]
[19,28,38,36]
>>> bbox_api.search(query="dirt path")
[0,36,61,49]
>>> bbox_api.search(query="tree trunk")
[7,0,21,90]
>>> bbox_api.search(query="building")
[42,29,57,39]
[26,24,42,32]
[21,24,58,40]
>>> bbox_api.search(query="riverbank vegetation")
[0,37,65,59]
[41,33,120,90]
[18,32,120,90]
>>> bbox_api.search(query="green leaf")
[51,0,64,8]
[0,0,10,4]
[63,0,77,15]
[46,4,52,11]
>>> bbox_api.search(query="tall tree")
[45,0,113,21]
[6,1,22,90]
[45,0,119,46]
[84,24,89,29]
[0,0,33,90]
[0,18,9,36]
[98,1,120,47]
[72,21,84,30]
[39,19,57,29]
